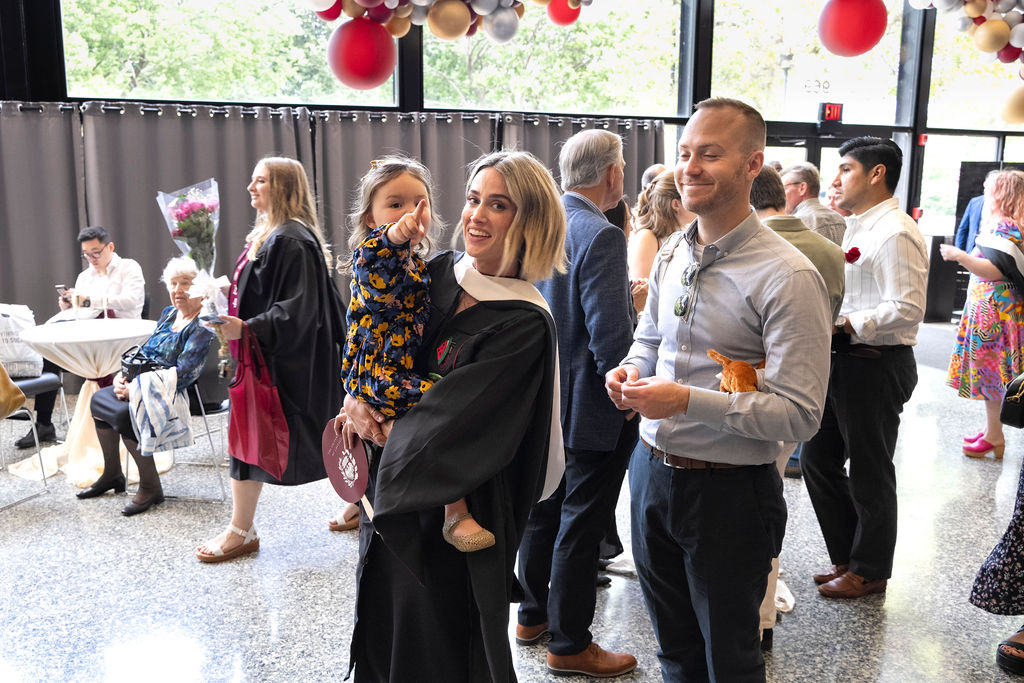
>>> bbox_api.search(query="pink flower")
[171,229,184,237]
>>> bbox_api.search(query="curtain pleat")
[0,102,85,320]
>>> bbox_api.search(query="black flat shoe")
[121,493,165,517]
[76,476,126,499]
[998,629,1024,675]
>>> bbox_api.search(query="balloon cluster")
[907,0,1024,121]
[310,0,596,90]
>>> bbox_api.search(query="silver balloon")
[410,3,431,24]
[997,0,1017,12]
[955,14,975,30]
[932,0,961,11]
[471,0,500,15]
[498,0,514,7]
[409,0,433,6]
[483,6,519,42]
[1006,10,1024,26]
[907,0,931,9]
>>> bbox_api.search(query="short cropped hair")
[692,97,766,153]
[750,166,787,212]
[78,226,110,244]
[837,137,903,192]
[466,151,567,282]
[641,164,666,190]
[781,162,821,197]
[160,256,199,289]
[558,129,623,192]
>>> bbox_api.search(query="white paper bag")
[0,304,43,377]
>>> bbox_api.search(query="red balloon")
[316,0,343,21]
[366,3,394,22]
[547,0,581,26]
[1000,44,1023,63]
[818,0,888,57]
[327,17,397,90]
[973,15,987,25]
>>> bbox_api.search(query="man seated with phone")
[15,226,145,449]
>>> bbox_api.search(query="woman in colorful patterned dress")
[941,169,1024,459]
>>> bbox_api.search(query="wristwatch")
[835,315,848,333]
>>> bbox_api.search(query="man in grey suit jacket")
[517,129,639,678]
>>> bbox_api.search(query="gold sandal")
[442,512,495,553]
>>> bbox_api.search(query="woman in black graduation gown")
[342,151,567,682]
[195,156,345,563]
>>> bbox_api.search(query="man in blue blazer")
[517,129,639,678]
[954,194,984,252]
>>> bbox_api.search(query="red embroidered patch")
[436,338,452,364]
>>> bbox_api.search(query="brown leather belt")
[641,438,742,470]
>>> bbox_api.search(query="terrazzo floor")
[2,322,1024,682]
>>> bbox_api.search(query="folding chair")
[1,368,51,510]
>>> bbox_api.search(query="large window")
[422,1,682,116]
[711,0,904,124]
[60,0,395,105]
[928,12,1019,131]
[918,135,999,236]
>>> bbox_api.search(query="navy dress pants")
[517,417,637,656]
[629,442,786,683]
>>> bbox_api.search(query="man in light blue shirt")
[606,98,832,682]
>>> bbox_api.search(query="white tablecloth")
[11,318,172,487]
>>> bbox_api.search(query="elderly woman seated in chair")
[78,257,215,515]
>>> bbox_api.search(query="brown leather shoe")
[812,564,849,585]
[818,570,887,599]
[547,642,637,678]
[515,622,550,645]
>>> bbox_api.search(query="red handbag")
[228,325,290,479]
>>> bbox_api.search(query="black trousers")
[802,346,917,580]
[630,442,785,683]
[516,417,637,656]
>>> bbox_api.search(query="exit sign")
[817,102,843,135]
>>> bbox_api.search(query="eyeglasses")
[782,182,800,189]
[674,262,701,320]
[81,247,108,261]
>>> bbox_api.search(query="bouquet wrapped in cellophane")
[157,178,220,274]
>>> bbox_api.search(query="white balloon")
[471,0,500,14]
[384,0,400,7]
[409,0,433,5]
[1012,21,1024,46]
[997,0,1017,11]
[482,6,519,42]
[305,0,336,10]
[498,0,514,7]
[1006,10,1024,26]
[907,0,931,9]
[932,0,960,11]
[955,14,975,30]
[410,3,430,24]
[983,49,1000,62]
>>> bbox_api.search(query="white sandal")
[195,523,259,564]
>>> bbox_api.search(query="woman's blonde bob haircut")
[465,151,567,282]
[246,156,332,267]
[633,171,682,241]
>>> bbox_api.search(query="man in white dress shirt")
[802,137,928,599]
[15,226,145,448]
[781,162,847,247]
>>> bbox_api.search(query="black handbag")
[120,345,165,382]
[1001,374,1024,429]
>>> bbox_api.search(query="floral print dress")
[947,220,1024,401]
[341,224,434,419]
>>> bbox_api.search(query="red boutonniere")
[845,247,861,264]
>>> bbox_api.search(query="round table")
[12,318,159,486]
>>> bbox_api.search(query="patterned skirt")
[971,461,1024,614]
[947,277,1024,401]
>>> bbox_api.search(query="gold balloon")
[964,0,987,18]
[387,15,411,38]
[531,0,552,5]
[1002,85,1024,123]
[567,0,581,8]
[428,0,472,40]
[342,0,365,19]
[515,3,525,17]
[975,19,1011,52]
[395,3,413,18]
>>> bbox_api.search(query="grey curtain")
[314,110,496,296]
[0,102,85,321]
[80,102,312,297]
[501,114,664,204]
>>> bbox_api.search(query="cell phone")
[200,314,226,324]
[55,284,68,295]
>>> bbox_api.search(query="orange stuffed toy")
[707,349,764,393]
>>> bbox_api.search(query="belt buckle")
[661,454,687,470]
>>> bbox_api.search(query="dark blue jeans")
[630,442,785,683]
[517,417,637,655]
